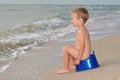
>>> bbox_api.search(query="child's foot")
[57,69,69,74]
[69,65,75,69]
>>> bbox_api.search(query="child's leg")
[57,45,79,74]
[69,56,75,69]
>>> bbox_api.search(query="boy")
[57,7,91,74]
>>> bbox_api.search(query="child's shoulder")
[77,29,84,36]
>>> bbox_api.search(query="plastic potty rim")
[76,51,100,72]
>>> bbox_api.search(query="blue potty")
[76,51,100,72]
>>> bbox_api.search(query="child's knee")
[63,45,72,51]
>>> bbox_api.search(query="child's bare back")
[75,27,91,60]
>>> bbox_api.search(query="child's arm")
[74,30,85,65]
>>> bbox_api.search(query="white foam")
[10,44,36,59]
[0,62,11,73]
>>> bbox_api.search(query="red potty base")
[76,51,100,72]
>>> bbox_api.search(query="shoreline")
[0,34,120,80]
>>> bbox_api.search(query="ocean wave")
[0,18,76,61]
[87,11,120,40]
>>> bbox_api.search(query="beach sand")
[0,35,120,80]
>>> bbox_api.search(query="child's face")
[71,13,79,27]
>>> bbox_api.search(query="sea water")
[0,4,120,72]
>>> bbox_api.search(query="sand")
[0,34,120,80]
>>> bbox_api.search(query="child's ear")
[78,18,83,22]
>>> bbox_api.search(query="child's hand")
[74,59,80,65]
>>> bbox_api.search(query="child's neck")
[78,24,85,30]
[77,20,85,29]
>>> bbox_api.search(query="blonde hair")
[72,7,89,24]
